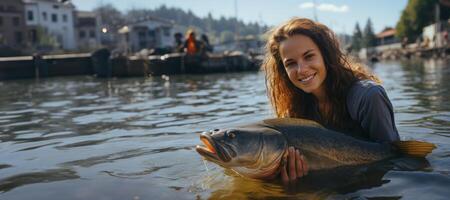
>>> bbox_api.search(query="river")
[0,58,449,199]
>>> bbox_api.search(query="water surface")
[0,59,449,199]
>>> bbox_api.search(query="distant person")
[200,34,213,54]
[443,31,448,47]
[423,37,430,48]
[184,30,201,56]
[416,37,423,49]
[401,37,408,49]
[173,32,184,53]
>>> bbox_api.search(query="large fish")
[196,118,436,179]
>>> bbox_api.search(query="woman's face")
[279,34,327,97]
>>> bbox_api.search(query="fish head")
[196,126,287,178]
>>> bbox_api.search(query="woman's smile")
[299,72,316,83]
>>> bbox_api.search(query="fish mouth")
[196,134,232,163]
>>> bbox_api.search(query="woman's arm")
[348,82,400,142]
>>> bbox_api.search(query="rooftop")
[376,28,396,38]
[23,0,75,8]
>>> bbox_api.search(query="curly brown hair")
[263,17,380,130]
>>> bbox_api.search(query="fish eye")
[227,132,236,139]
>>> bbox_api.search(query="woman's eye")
[285,62,296,68]
[305,54,314,60]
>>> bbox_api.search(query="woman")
[262,18,400,184]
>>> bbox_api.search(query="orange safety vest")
[186,38,197,55]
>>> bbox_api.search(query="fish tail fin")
[393,140,436,157]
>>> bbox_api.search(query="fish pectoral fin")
[393,140,436,157]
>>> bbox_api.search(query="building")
[75,11,100,51]
[24,0,76,50]
[98,22,119,49]
[422,20,450,49]
[0,0,27,51]
[237,35,264,54]
[119,16,181,53]
[376,28,399,46]
[215,35,264,54]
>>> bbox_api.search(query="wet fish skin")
[196,118,432,179]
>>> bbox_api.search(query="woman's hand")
[281,146,308,184]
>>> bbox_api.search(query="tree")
[94,4,125,29]
[35,26,59,49]
[363,18,376,47]
[93,4,268,45]
[396,0,450,41]
[352,23,363,51]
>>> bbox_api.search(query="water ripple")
[0,62,448,199]
[0,168,79,193]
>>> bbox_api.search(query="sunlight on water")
[202,160,210,173]
[0,59,449,199]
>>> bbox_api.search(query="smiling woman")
[279,34,327,97]
[262,17,400,184]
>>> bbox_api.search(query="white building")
[75,11,100,51]
[24,0,76,50]
[422,20,450,49]
[119,16,187,53]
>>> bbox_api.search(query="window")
[15,31,23,44]
[139,41,147,49]
[0,6,4,12]
[0,16,3,26]
[63,14,67,22]
[89,30,96,38]
[12,17,20,26]
[7,6,15,12]
[29,29,37,43]
[0,33,4,45]
[42,12,47,21]
[53,5,59,9]
[163,28,170,37]
[148,30,155,37]
[138,31,146,37]
[51,14,58,22]
[79,30,86,38]
[27,11,34,21]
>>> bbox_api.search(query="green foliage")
[352,23,363,51]
[94,3,126,29]
[352,18,377,50]
[363,18,376,47]
[35,26,59,49]
[94,4,268,44]
[396,0,450,41]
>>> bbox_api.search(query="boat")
[145,52,260,75]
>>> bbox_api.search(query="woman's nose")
[295,61,306,73]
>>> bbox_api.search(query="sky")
[71,0,408,35]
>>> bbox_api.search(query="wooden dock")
[0,50,260,81]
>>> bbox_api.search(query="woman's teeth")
[300,74,315,82]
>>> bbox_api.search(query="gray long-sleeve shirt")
[345,80,400,142]
[311,80,400,142]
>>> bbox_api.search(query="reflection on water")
[0,168,79,193]
[0,59,449,199]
